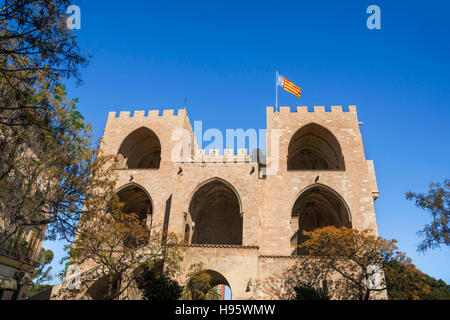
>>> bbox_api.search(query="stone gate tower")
[56,105,380,300]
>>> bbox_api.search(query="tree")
[257,257,330,300]
[0,82,118,245]
[258,227,411,300]
[58,252,70,281]
[299,226,411,300]
[0,0,87,128]
[68,197,183,300]
[385,260,450,300]
[28,247,54,298]
[294,281,329,300]
[406,179,449,252]
[0,0,103,247]
[206,286,221,300]
[136,264,183,300]
[256,257,319,300]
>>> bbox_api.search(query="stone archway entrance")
[186,269,232,300]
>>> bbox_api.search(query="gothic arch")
[188,178,243,245]
[188,177,243,213]
[117,127,161,169]
[115,183,153,225]
[287,123,345,170]
[291,184,352,255]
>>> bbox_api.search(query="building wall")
[261,106,379,256]
[57,105,381,300]
[177,246,259,300]
[0,227,42,300]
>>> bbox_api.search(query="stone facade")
[0,225,43,300]
[54,105,380,300]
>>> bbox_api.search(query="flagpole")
[275,71,278,112]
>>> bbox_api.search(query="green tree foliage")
[136,264,183,300]
[298,226,411,300]
[258,227,412,300]
[0,81,117,245]
[257,258,329,300]
[58,252,70,281]
[27,284,53,299]
[0,0,87,127]
[0,1,113,246]
[206,286,221,300]
[294,281,329,300]
[28,247,54,298]
[70,202,183,300]
[406,179,450,252]
[386,260,450,300]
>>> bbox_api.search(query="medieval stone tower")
[65,105,380,299]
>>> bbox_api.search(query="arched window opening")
[115,184,152,247]
[291,185,351,255]
[117,127,161,169]
[287,123,344,170]
[116,184,152,223]
[189,179,242,245]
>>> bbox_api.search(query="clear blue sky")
[44,0,450,285]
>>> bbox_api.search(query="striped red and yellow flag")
[277,74,302,98]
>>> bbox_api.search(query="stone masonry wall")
[54,105,381,300]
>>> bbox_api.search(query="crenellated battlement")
[107,108,187,122]
[267,105,357,114]
[180,148,256,164]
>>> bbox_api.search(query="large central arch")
[287,123,345,170]
[188,178,243,245]
[291,184,352,255]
